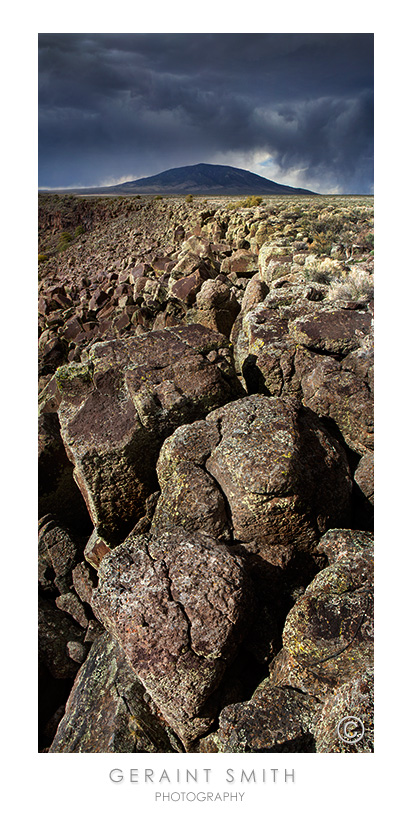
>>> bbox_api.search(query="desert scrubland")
[38,193,373,753]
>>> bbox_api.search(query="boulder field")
[38,193,374,752]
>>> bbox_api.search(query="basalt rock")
[313,668,374,753]
[55,592,89,628]
[154,395,351,558]
[38,330,68,376]
[71,561,95,605]
[91,528,253,748]
[152,420,230,541]
[231,283,320,392]
[49,632,180,753]
[206,528,375,754]
[83,528,111,569]
[193,278,240,337]
[232,284,373,457]
[56,324,243,544]
[240,274,269,314]
[354,451,374,507]
[300,345,374,456]
[199,679,318,753]
[274,529,374,690]
[38,515,81,596]
[289,308,372,356]
[150,394,352,669]
[258,240,293,285]
[220,248,258,277]
[39,195,375,754]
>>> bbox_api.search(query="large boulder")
[153,395,352,559]
[49,632,180,753]
[56,325,243,543]
[205,395,352,552]
[258,240,293,285]
[231,283,324,394]
[220,248,258,278]
[91,528,253,748]
[273,529,374,690]
[289,308,372,356]
[193,278,240,337]
[240,274,269,314]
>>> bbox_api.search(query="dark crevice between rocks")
[308,412,360,473]
[241,354,270,396]
[39,413,94,537]
[299,345,347,362]
[112,682,181,753]
[38,665,74,752]
[307,412,373,532]
[218,365,247,397]
[200,426,235,543]
[351,482,373,531]
[240,547,327,663]
[252,733,316,752]
[188,649,270,752]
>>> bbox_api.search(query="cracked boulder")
[152,395,352,558]
[56,324,243,544]
[152,420,230,541]
[91,528,253,748]
[49,632,180,753]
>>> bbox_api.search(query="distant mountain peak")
[41,162,317,196]
[115,163,316,196]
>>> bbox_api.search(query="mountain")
[112,163,316,195]
[44,163,317,196]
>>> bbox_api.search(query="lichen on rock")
[91,527,254,748]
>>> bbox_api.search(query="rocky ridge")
[38,193,374,752]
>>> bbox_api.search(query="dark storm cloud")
[38,33,373,192]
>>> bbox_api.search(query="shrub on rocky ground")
[327,267,374,301]
[227,195,263,210]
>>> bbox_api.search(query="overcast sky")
[38,33,374,194]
